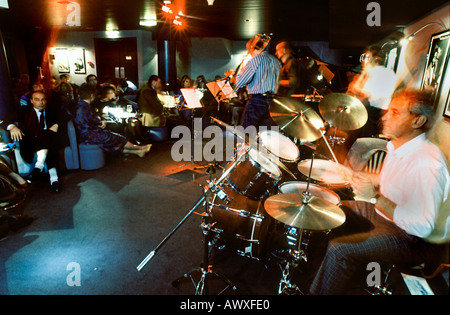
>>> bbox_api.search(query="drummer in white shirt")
[309,89,450,295]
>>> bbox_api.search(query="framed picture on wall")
[420,30,450,105]
[385,45,401,73]
[444,92,450,119]
[69,48,86,74]
[55,48,70,73]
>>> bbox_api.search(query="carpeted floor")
[1,136,448,297]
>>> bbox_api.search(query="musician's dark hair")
[148,75,159,84]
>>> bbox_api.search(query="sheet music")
[206,80,237,102]
[180,88,203,109]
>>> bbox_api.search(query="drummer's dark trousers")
[309,200,444,295]
[240,94,273,129]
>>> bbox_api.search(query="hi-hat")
[269,97,324,142]
[319,93,368,131]
[264,193,346,231]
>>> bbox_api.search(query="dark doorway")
[94,37,139,87]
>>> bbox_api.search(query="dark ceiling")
[0,0,448,49]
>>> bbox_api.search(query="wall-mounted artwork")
[69,48,86,74]
[444,91,450,119]
[55,48,70,73]
[421,30,450,105]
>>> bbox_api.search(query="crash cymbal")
[269,97,324,142]
[211,117,296,178]
[264,193,346,231]
[319,93,368,131]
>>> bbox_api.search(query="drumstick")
[320,132,339,163]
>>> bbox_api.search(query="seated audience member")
[117,78,137,97]
[137,75,166,128]
[1,90,62,193]
[91,85,128,115]
[309,89,450,295]
[19,83,45,107]
[74,84,151,158]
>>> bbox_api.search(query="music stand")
[206,79,237,124]
[207,80,237,103]
[174,88,208,176]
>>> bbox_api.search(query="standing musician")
[309,89,450,294]
[234,35,281,129]
[275,41,301,97]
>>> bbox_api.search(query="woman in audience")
[74,84,151,158]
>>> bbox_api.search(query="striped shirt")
[235,52,281,95]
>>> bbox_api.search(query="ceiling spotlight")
[207,0,215,5]
[162,5,173,14]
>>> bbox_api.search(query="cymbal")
[211,117,296,178]
[269,97,324,142]
[319,93,368,131]
[264,193,346,231]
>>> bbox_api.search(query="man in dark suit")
[3,90,61,193]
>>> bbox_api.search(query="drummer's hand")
[350,172,378,202]
[99,120,107,129]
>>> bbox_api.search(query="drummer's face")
[381,96,415,140]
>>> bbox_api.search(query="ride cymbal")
[269,97,324,142]
[319,93,368,131]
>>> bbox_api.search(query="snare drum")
[297,159,352,188]
[258,130,300,163]
[224,147,281,200]
[208,186,274,259]
[278,181,341,205]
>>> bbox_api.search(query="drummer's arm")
[350,171,396,219]
[373,194,396,220]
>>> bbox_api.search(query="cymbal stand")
[172,187,238,295]
[278,154,316,295]
[327,125,346,147]
[278,227,308,295]
[320,129,339,163]
[137,156,244,294]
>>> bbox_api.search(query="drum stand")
[278,155,316,295]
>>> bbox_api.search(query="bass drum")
[208,186,276,260]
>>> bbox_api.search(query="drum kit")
[137,93,369,295]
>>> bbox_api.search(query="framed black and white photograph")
[421,30,450,104]
[69,48,86,74]
[55,48,70,73]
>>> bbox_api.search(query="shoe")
[28,168,44,181]
[50,181,61,193]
